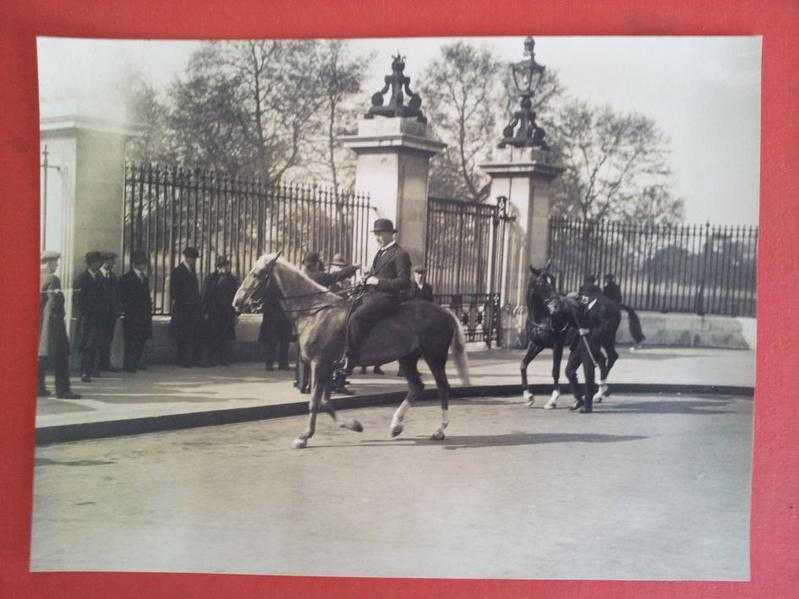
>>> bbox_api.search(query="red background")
[1,1,797,597]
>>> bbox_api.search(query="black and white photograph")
[33,35,759,579]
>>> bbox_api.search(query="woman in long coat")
[38,251,80,399]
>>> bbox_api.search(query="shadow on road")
[350,431,648,450]
[604,399,735,415]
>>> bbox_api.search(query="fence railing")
[433,293,502,347]
[123,162,372,314]
[548,218,758,317]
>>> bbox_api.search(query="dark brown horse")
[233,252,470,448]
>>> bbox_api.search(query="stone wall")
[504,310,757,351]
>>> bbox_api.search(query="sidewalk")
[36,346,756,434]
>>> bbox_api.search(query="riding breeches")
[347,292,399,357]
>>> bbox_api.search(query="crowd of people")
[37,235,437,399]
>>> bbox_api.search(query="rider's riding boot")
[570,398,585,411]
[578,398,593,413]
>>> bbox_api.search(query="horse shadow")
[352,431,648,451]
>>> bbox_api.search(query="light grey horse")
[233,252,470,449]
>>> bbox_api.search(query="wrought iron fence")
[123,162,372,314]
[548,218,758,317]
[425,196,511,345]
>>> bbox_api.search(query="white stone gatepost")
[340,117,445,270]
[40,104,136,330]
[480,146,564,347]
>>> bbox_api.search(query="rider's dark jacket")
[368,243,412,299]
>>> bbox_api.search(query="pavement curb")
[35,383,754,446]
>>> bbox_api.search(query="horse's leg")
[319,371,364,433]
[595,334,617,402]
[390,356,424,438]
[427,356,451,441]
[545,341,564,410]
[520,341,544,406]
[292,361,328,449]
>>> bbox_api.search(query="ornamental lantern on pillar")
[500,37,548,149]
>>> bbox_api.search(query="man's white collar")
[379,241,397,251]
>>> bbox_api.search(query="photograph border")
[2,1,797,597]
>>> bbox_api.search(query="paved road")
[31,392,752,580]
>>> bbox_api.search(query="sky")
[37,36,761,225]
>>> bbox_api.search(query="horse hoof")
[430,430,445,441]
[523,390,534,406]
[390,423,404,438]
[292,438,307,449]
[593,385,609,402]
[545,391,560,410]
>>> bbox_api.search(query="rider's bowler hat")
[182,247,200,259]
[372,218,397,233]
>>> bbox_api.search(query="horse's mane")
[263,254,327,293]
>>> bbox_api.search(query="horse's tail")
[618,303,646,344]
[442,307,471,386]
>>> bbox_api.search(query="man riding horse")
[344,218,412,371]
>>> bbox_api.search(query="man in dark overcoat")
[97,251,121,371]
[38,251,80,399]
[411,266,434,301]
[345,219,412,370]
[259,279,292,371]
[200,256,240,366]
[75,251,108,382]
[118,250,153,372]
[603,273,623,304]
[169,246,202,367]
[564,284,615,413]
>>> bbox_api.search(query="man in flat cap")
[75,251,107,382]
[118,250,153,372]
[97,251,122,372]
[169,247,202,367]
[345,218,411,370]
[200,256,240,366]
[38,251,80,399]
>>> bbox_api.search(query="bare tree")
[420,42,504,201]
[304,41,372,200]
[549,101,675,221]
[627,184,685,225]
[420,41,563,201]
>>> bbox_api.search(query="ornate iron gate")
[425,196,510,346]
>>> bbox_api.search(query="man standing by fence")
[603,273,623,304]
[76,251,107,382]
[38,251,80,399]
[169,247,202,367]
[97,251,121,372]
[200,256,240,366]
[119,250,153,372]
